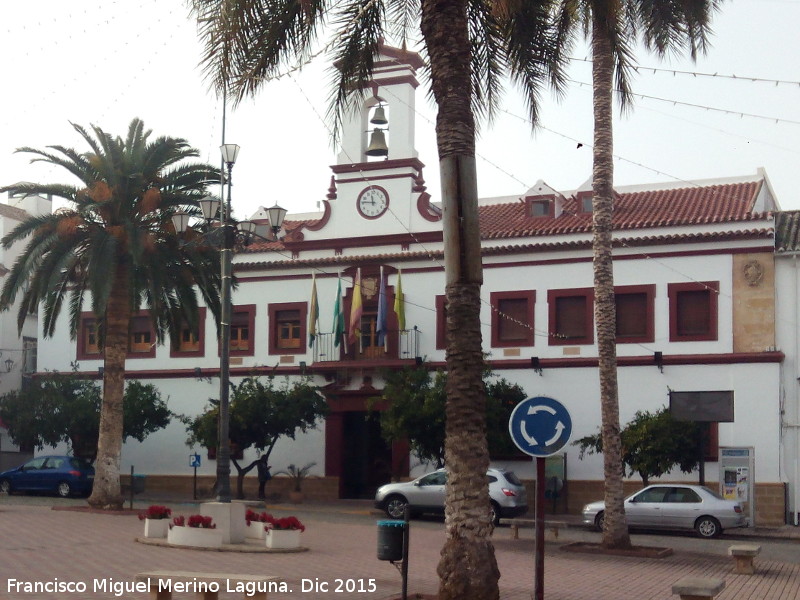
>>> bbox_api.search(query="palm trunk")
[592,18,631,549]
[421,0,499,597]
[88,268,130,509]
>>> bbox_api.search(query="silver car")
[582,484,748,538]
[374,467,528,524]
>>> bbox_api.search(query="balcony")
[312,327,420,364]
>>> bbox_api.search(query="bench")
[498,518,569,540]
[671,577,725,600]
[728,543,762,574]
[135,570,284,600]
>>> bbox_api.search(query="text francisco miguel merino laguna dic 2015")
[6,578,298,596]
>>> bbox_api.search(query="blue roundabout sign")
[508,396,572,457]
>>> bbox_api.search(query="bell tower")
[293,44,440,243]
[336,44,424,165]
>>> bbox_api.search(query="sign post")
[509,396,573,600]
[190,453,201,500]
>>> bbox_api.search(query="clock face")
[357,186,389,219]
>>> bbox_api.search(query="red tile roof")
[242,180,768,254]
[480,181,766,239]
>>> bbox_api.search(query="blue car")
[0,455,94,498]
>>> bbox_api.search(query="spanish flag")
[348,268,363,344]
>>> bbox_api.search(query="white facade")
[30,46,792,524]
[0,191,51,469]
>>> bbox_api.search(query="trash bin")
[132,474,146,494]
[377,520,405,561]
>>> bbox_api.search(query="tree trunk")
[88,268,130,510]
[591,17,631,550]
[421,0,499,597]
[233,459,259,500]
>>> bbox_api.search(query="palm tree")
[550,0,721,549]
[0,118,222,509]
[190,1,561,596]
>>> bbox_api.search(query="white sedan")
[582,484,748,538]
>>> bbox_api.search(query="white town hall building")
[27,45,798,526]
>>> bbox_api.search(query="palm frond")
[466,0,506,126]
[327,1,385,141]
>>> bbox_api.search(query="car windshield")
[502,471,522,486]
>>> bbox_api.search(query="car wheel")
[0,479,10,494]
[695,516,722,538]
[56,481,72,498]
[489,501,501,526]
[384,495,409,519]
[594,511,605,532]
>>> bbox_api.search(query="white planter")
[143,518,170,539]
[245,522,267,540]
[265,528,301,549]
[167,526,223,548]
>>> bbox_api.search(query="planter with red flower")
[138,505,172,539]
[244,510,273,541]
[167,515,223,548]
[265,516,305,549]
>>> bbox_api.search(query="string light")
[568,57,800,87]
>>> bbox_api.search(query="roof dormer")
[573,177,620,214]
[523,180,565,218]
[574,177,594,214]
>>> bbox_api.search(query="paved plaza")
[2,497,800,600]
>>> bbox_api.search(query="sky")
[1,0,798,220]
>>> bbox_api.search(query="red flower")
[138,505,172,521]
[245,510,274,525]
[271,516,305,532]
[187,515,216,529]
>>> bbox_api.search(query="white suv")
[374,467,528,524]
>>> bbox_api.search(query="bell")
[370,105,388,125]
[365,128,389,157]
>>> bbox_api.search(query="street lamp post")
[171,143,287,504]
[216,143,239,502]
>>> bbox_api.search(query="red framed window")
[577,192,593,213]
[229,304,256,356]
[668,281,719,342]
[615,284,655,344]
[527,198,554,218]
[77,316,101,360]
[268,302,307,355]
[548,288,594,345]
[170,308,206,357]
[436,295,447,350]
[491,291,535,347]
[129,315,156,357]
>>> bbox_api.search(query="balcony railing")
[312,327,420,364]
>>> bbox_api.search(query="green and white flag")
[333,276,345,348]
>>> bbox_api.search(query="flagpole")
[340,271,347,354]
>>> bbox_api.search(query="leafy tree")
[376,367,447,468]
[0,118,222,509]
[374,364,527,469]
[187,376,327,500]
[540,0,722,549]
[485,377,528,457]
[189,2,562,596]
[573,407,703,487]
[0,372,172,461]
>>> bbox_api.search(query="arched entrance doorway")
[324,389,409,499]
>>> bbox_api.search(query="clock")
[356,186,389,219]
